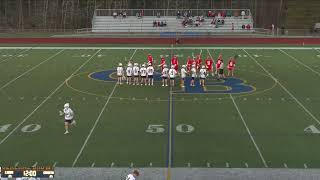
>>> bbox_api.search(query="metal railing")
[95,9,252,17]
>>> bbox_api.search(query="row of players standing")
[116,53,236,87]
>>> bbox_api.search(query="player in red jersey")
[227,56,236,76]
[171,55,179,71]
[215,54,223,75]
[158,55,166,71]
[196,54,202,71]
[147,54,154,65]
[205,56,214,76]
[186,56,193,72]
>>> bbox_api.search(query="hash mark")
[226,162,230,168]
[206,162,210,168]
[304,163,308,169]
[111,162,114,167]
[32,162,38,167]
[91,162,95,167]
[14,162,19,167]
[187,162,191,168]
[284,163,288,168]
[245,162,248,168]
[149,162,153,167]
[130,162,134,168]
[53,162,58,167]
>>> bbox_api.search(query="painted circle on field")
[65,69,277,100]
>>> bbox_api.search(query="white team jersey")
[133,66,139,76]
[64,108,74,120]
[219,62,224,69]
[146,66,154,76]
[162,67,169,77]
[199,68,207,78]
[180,68,187,78]
[126,67,133,76]
[117,67,123,76]
[126,174,135,180]
[191,68,197,77]
[140,67,147,76]
[168,69,177,78]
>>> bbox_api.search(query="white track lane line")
[0,49,64,91]
[279,49,320,76]
[243,49,320,125]
[229,94,268,167]
[0,49,102,146]
[71,49,137,167]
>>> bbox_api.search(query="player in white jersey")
[161,64,169,86]
[218,59,225,80]
[190,64,197,87]
[168,65,177,87]
[59,103,75,135]
[180,65,187,88]
[140,63,147,85]
[132,63,140,85]
[199,65,207,86]
[116,63,124,85]
[146,63,154,86]
[126,170,139,180]
[126,63,133,85]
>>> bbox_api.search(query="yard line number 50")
[146,124,195,134]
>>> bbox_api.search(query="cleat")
[64,131,69,135]
[162,84,164,87]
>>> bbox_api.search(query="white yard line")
[0,49,64,91]
[0,49,102,146]
[229,94,268,167]
[0,47,319,50]
[71,83,118,167]
[314,48,320,54]
[72,49,137,167]
[279,49,320,77]
[243,49,320,125]
[0,48,33,63]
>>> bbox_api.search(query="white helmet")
[148,62,152,66]
[142,64,146,67]
[64,103,70,109]
[202,65,205,69]
[119,63,122,66]
[182,65,186,68]
[134,63,138,66]
[163,64,167,67]
[171,65,175,69]
[127,63,132,67]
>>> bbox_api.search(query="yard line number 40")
[146,124,195,134]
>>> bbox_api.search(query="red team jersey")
[216,59,222,69]
[147,55,153,65]
[227,59,236,70]
[160,57,166,70]
[196,56,202,70]
[186,57,193,71]
[171,56,179,71]
[205,58,214,71]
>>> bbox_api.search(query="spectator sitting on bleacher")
[112,12,117,18]
[242,24,246,29]
[153,20,157,27]
[122,11,127,18]
[241,10,246,19]
[177,11,181,19]
[246,24,251,30]
[157,12,161,18]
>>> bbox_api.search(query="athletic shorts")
[219,69,224,74]
[181,77,186,80]
[127,76,132,78]
[200,77,206,80]
[162,77,168,79]
[170,77,175,80]
[191,77,195,80]
[134,75,139,78]
[148,75,153,79]
[141,76,146,79]
[228,67,234,71]
[64,119,73,124]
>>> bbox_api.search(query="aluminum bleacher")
[91,9,254,33]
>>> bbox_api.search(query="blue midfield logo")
[89,70,254,94]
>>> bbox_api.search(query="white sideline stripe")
[0,47,319,50]
[72,49,137,167]
[53,162,58,167]
[32,162,38,167]
[280,49,320,77]
[0,49,102,146]
[243,49,320,125]
[0,48,33,63]
[0,49,64,90]
[229,94,268,168]
[14,162,19,167]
